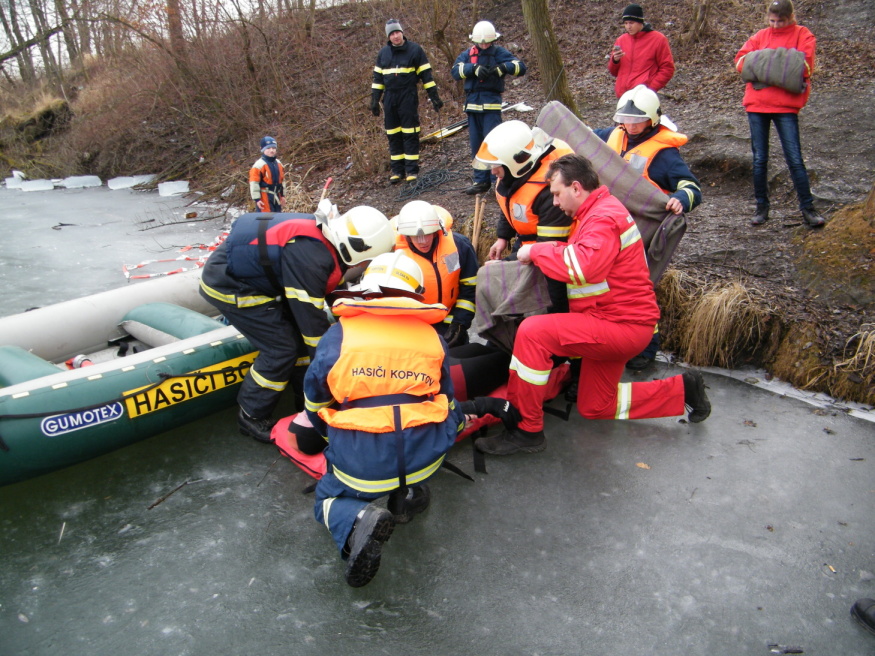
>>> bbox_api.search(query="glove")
[443,323,468,348]
[475,65,490,81]
[428,90,444,111]
[493,64,505,78]
[370,99,380,116]
[314,198,338,225]
[464,397,522,430]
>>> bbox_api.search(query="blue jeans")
[747,112,814,210]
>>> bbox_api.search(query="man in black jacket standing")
[371,19,443,184]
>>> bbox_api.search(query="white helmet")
[613,84,661,126]
[356,251,425,297]
[474,120,551,178]
[469,21,500,44]
[322,206,394,266]
[396,200,444,237]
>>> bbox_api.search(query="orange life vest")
[606,126,688,194]
[318,297,449,433]
[394,230,461,309]
[496,140,574,243]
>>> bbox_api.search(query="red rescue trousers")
[507,313,685,431]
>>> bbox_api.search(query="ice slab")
[107,174,157,190]
[158,180,190,196]
[4,177,23,188]
[20,179,56,192]
[60,175,102,188]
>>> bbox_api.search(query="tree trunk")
[54,0,79,65]
[521,0,579,115]
[166,0,187,60]
[680,0,710,45]
[28,0,60,78]
[1,0,35,82]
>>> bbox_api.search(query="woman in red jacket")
[735,0,825,228]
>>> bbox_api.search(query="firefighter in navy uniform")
[199,206,395,443]
[452,21,526,195]
[474,119,575,314]
[304,252,520,587]
[393,200,478,348]
[371,19,444,184]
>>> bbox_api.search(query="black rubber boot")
[851,598,875,636]
[682,370,711,423]
[626,354,655,371]
[475,427,546,455]
[751,205,769,226]
[344,505,395,588]
[387,485,431,524]
[237,407,275,443]
[464,181,491,195]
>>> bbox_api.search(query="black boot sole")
[345,512,395,588]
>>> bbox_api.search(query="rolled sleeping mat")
[535,101,686,283]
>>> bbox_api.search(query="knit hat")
[622,4,645,23]
[260,136,277,152]
[385,19,403,37]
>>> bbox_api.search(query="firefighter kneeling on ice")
[475,154,711,456]
[199,204,395,443]
[304,251,520,587]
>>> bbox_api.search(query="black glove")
[475,65,490,81]
[370,93,381,117]
[467,397,521,430]
[493,64,506,78]
[428,90,444,111]
[443,323,468,348]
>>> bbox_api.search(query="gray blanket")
[741,47,806,94]
[471,261,551,353]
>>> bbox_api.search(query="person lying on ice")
[474,153,711,457]
[303,251,520,587]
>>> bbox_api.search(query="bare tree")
[166,0,186,60]
[520,0,578,114]
[679,0,711,45]
[0,0,36,81]
[54,0,80,65]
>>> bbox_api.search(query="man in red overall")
[475,154,711,455]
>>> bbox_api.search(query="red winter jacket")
[529,186,659,325]
[734,22,815,113]
[607,28,675,98]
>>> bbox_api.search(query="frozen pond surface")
[0,186,228,317]
[0,187,873,655]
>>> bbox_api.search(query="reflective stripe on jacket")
[372,38,437,96]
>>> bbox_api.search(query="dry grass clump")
[655,269,776,369]
[829,325,875,405]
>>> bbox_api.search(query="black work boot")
[626,354,655,371]
[464,181,491,195]
[475,427,546,455]
[387,485,431,524]
[851,598,875,636]
[800,207,826,228]
[344,505,395,588]
[237,407,276,443]
[682,370,711,423]
[750,205,769,226]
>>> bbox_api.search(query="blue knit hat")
[260,136,278,152]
